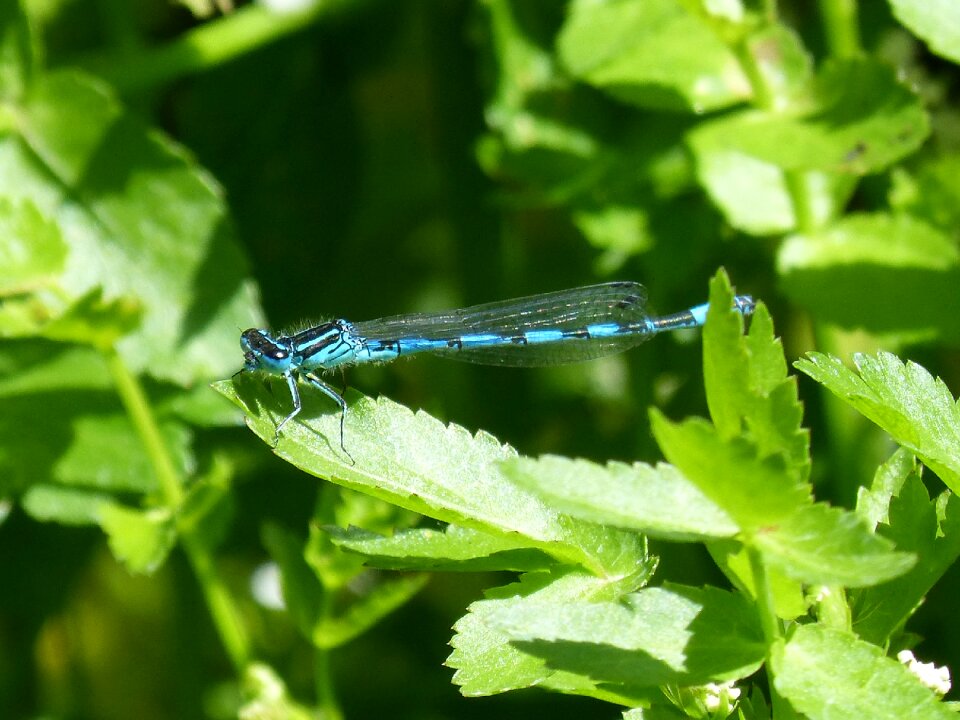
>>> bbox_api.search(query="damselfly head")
[241,329,291,373]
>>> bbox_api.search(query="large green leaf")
[488,584,764,687]
[558,0,749,112]
[503,455,737,541]
[774,624,954,720]
[890,0,960,64]
[218,378,649,577]
[778,213,960,342]
[795,352,960,491]
[0,70,262,383]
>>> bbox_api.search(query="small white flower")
[703,680,742,713]
[898,649,952,696]
[250,561,286,610]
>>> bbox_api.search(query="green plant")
[2,1,960,718]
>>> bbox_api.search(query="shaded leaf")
[779,213,960,342]
[774,624,955,720]
[795,352,960,490]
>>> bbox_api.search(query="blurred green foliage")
[2,0,960,718]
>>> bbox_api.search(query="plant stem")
[74,0,356,94]
[105,348,251,671]
[103,348,183,506]
[818,0,862,58]
[183,534,251,672]
[314,634,343,720]
[747,545,790,718]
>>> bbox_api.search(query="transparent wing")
[351,282,655,367]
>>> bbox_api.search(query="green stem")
[74,1,355,94]
[104,348,250,671]
[747,546,789,717]
[104,348,183,506]
[183,534,251,672]
[818,0,862,59]
[783,170,818,234]
[315,591,343,719]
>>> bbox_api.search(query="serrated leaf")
[325,524,553,572]
[852,474,960,644]
[856,448,917,530]
[650,414,811,532]
[218,378,646,577]
[703,272,752,438]
[890,0,960,64]
[99,503,176,575]
[503,456,737,541]
[488,584,764,687]
[779,213,960,341]
[558,0,749,112]
[753,502,915,587]
[795,352,960,490]
[448,570,657,700]
[773,624,955,720]
[702,272,809,477]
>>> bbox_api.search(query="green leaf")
[240,663,315,720]
[702,272,809,477]
[218,378,647,577]
[702,272,752,438]
[856,448,917,531]
[687,134,797,235]
[487,584,764,687]
[852,472,960,644]
[476,0,608,196]
[20,483,111,525]
[709,539,808,621]
[99,503,177,575]
[773,624,955,720]
[0,198,66,296]
[2,70,262,382]
[0,396,190,497]
[503,456,737,541]
[779,213,960,341]
[889,0,960,64]
[33,287,142,350]
[325,524,554,572]
[650,414,811,532]
[752,502,915,587]
[311,573,428,649]
[694,59,928,173]
[0,1,33,103]
[889,154,960,233]
[795,352,960,491]
[557,0,749,112]
[448,570,657,701]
